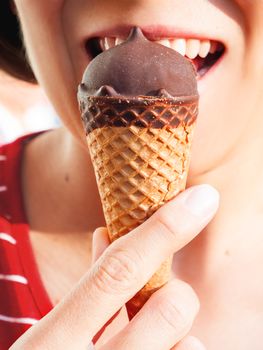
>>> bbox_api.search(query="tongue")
[192,49,223,78]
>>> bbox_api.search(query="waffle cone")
[80,95,198,319]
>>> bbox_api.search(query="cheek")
[15,0,68,83]
[190,75,245,177]
[189,1,263,178]
[189,59,244,176]
[14,0,85,140]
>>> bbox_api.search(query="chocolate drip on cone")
[80,96,198,133]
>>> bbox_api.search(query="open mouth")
[85,36,225,79]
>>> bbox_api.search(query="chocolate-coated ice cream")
[78,27,198,98]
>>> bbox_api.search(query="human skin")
[11,188,218,349]
[11,0,263,349]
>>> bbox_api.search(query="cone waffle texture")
[80,95,198,319]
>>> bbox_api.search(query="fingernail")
[181,336,207,350]
[184,184,219,217]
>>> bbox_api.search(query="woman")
[0,0,262,349]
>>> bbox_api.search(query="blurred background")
[0,70,60,145]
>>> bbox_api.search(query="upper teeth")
[100,37,222,59]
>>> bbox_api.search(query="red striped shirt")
[0,134,53,349]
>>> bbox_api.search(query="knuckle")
[177,281,200,313]
[154,208,178,238]
[156,282,199,333]
[153,205,193,243]
[92,247,139,294]
[157,297,192,333]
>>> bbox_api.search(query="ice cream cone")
[79,95,198,319]
[78,26,199,319]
